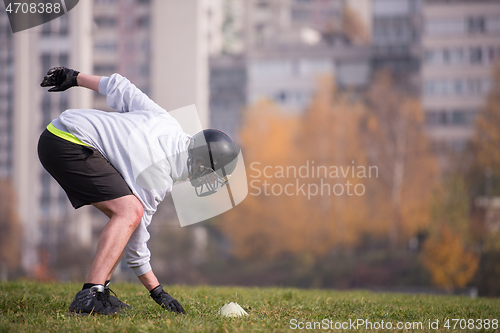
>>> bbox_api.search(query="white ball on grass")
[218,302,248,317]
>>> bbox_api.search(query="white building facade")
[422,0,500,152]
[4,1,95,276]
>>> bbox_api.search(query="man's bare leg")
[106,252,124,282]
[87,195,143,285]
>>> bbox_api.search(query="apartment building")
[371,0,422,90]
[0,1,95,276]
[422,0,500,151]
[0,14,13,178]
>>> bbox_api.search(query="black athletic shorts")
[37,129,133,209]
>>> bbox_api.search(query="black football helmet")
[187,129,240,197]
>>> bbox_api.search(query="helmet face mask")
[187,129,239,197]
[189,167,230,197]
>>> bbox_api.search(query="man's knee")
[129,198,144,225]
[119,196,143,228]
[93,195,144,226]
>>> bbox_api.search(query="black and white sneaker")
[69,285,120,315]
[104,281,132,309]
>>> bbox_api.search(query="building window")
[486,15,500,33]
[276,91,286,103]
[141,86,150,97]
[488,46,496,63]
[60,94,68,113]
[424,81,434,95]
[451,110,466,125]
[94,41,117,53]
[291,9,309,20]
[454,80,464,95]
[41,94,51,128]
[126,41,135,52]
[94,64,117,74]
[59,13,68,35]
[426,18,465,35]
[442,49,450,63]
[41,54,51,72]
[438,111,447,125]
[424,79,491,97]
[468,16,485,34]
[470,47,483,64]
[59,54,68,68]
[40,171,51,218]
[140,39,150,52]
[425,50,439,64]
[137,16,150,28]
[449,48,464,64]
[139,63,150,76]
[426,110,477,127]
[467,79,481,95]
[124,17,135,30]
[482,78,492,94]
[425,47,490,66]
[95,17,117,28]
[41,20,51,36]
[257,1,269,8]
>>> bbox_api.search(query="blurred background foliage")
[145,68,500,296]
[1,0,500,299]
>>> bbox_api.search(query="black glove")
[150,285,185,314]
[40,67,80,92]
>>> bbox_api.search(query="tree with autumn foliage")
[218,99,307,260]
[420,176,479,292]
[219,72,439,260]
[420,225,478,292]
[363,71,439,248]
[469,64,500,248]
[296,75,368,251]
[474,64,500,187]
[463,63,500,295]
[219,76,373,259]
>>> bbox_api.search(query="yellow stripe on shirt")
[47,122,90,147]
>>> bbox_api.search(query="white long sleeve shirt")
[53,74,191,276]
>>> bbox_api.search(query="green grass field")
[0,281,499,332]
